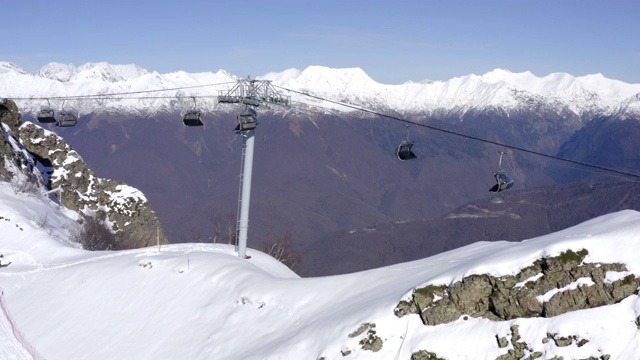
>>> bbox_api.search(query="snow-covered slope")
[1,179,639,359]
[2,61,640,118]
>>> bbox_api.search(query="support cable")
[277,85,640,181]
[5,80,640,180]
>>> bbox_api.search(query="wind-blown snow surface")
[2,61,640,117]
[1,180,640,359]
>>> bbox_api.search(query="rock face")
[0,98,30,180]
[0,99,168,249]
[396,249,640,326]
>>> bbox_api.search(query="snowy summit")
[2,62,640,118]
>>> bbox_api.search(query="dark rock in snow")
[0,99,168,249]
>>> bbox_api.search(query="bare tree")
[212,213,237,245]
[261,231,304,274]
[11,173,41,195]
[72,214,121,251]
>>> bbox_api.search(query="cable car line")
[4,82,640,180]
[277,85,640,181]
[9,81,236,101]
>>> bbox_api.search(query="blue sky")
[3,0,639,84]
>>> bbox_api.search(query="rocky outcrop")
[396,249,640,326]
[0,99,32,180]
[494,325,542,360]
[410,350,445,360]
[347,323,382,353]
[0,98,21,133]
[1,99,168,249]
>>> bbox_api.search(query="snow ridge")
[1,181,640,359]
[2,62,640,118]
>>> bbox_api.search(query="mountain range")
[2,61,640,276]
[3,61,640,118]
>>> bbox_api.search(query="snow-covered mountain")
[1,179,639,359]
[36,62,150,83]
[2,61,640,119]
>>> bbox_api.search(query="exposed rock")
[359,332,382,352]
[410,350,445,360]
[1,99,168,249]
[18,122,168,248]
[495,325,541,360]
[394,299,417,317]
[496,334,509,348]
[347,323,372,338]
[0,99,33,180]
[0,98,21,133]
[543,332,590,348]
[347,323,383,353]
[493,327,608,360]
[396,249,640,326]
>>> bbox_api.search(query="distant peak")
[487,68,513,74]
[299,65,376,84]
[0,62,28,75]
[76,62,149,81]
[215,69,237,78]
[37,62,78,82]
[480,68,517,82]
[304,65,369,76]
[259,68,302,82]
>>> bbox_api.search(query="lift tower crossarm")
[217,78,290,259]
[217,78,291,107]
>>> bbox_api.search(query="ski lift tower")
[218,78,290,258]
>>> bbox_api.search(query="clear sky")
[3,0,639,84]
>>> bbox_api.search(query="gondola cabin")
[490,170,514,193]
[236,107,258,132]
[396,140,417,161]
[183,111,203,126]
[37,109,56,123]
[56,112,77,127]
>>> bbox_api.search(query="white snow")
[514,272,544,288]
[0,180,639,359]
[536,277,596,303]
[605,271,633,283]
[112,184,147,203]
[3,62,640,118]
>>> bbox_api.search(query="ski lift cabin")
[37,109,56,123]
[236,107,258,132]
[37,99,56,123]
[490,170,514,192]
[183,97,203,126]
[56,112,77,127]
[183,111,203,126]
[396,140,417,161]
[489,152,514,192]
[396,125,417,161]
